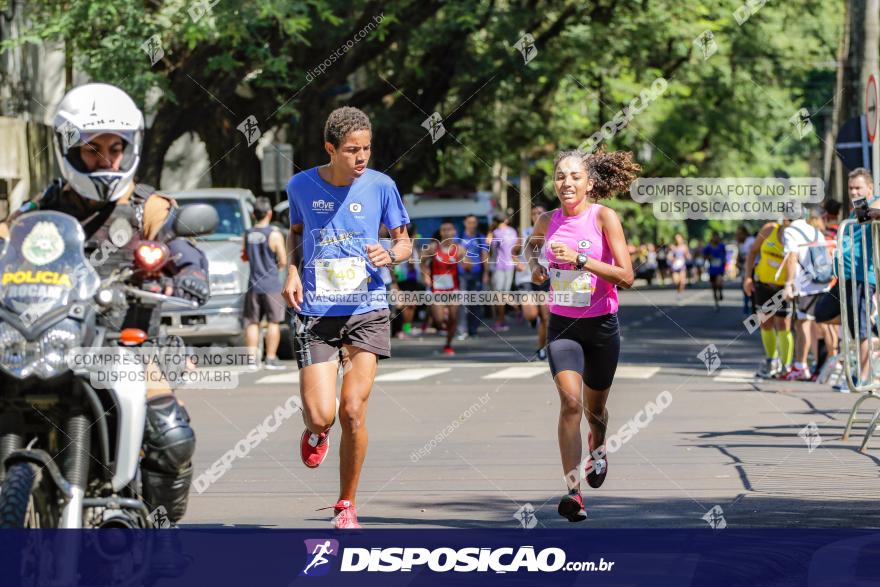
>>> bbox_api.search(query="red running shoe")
[557,493,587,522]
[442,346,455,356]
[300,429,330,469]
[333,499,361,529]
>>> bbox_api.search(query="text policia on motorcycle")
[0,83,212,560]
[526,149,639,522]
[282,106,413,529]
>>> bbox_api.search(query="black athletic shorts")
[547,312,620,390]
[292,309,391,368]
[751,282,791,318]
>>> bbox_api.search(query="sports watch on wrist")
[388,249,398,264]
[575,253,588,270]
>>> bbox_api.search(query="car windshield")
[180,198,246,240]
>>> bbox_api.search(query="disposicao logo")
[301,538,340,577]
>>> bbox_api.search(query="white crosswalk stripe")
[375,368,451,382]
[482,366,549,379]
[713,369,757,383]
[250,363,662,385]
[255,372,299,385]
[616,366,659,379]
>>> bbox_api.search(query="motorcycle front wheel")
[0,462,61,528]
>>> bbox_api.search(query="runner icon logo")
[514,503,538,529]
[697,344,722,375]
[301,538,340,577]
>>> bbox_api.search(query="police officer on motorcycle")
[0,83,208,530]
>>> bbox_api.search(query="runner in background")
[782,210,833,381]
[736,225,757,315]
[656,240,669,286]
[743,219,792,379]
[390,222,422,339]
[458,214,490,339]
[518,206,551,359]
[668,233,690,298]
[242,196,288,369]
[703,232,726,310]
[421,219,469,355]
[489,213,519,332]
[689,238,703,285]
[527,149,638,522]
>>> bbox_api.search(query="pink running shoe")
[333,499,361,529]
[557,493,587,522]
[783,365,812,381]
[300,429,330,469]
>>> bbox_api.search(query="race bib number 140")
[315,257,368,295]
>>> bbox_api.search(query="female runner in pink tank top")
[526,149,639,522]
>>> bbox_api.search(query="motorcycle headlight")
[39,319,83,377]
[0,321,29,376]
[0,319,83,379]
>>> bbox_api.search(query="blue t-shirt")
[842,222,876,285]
[459,232,488,275]
[703,243,726,277]
[287,167,410,316]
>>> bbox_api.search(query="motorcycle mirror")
[174,204,219,237]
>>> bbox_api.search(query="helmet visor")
[58,129,140,175]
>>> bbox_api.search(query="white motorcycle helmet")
[52,83,144,202]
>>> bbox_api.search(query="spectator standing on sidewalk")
[242,196,288,369]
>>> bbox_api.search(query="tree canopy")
[7,0,844,242]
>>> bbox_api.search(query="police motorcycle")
[0,204,217,531]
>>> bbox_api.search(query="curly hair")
[553,148,641,200]
[324,106,372,147]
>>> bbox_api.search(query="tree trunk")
[825,0,850,201]
[518,152,531,235]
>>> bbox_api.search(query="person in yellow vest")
[743,219,793,378]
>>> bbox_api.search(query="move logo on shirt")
[312,199,335,213]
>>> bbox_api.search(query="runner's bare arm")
[283,223,304,311]
[526,212,551,274]
[584,207,634,289]
[365,225,412,267]
[743,222,773,294]
[270,229,287,270]
[526,212,551,284]
[783,251,798,298]
[420,241,436,286]
[288,223,304,269]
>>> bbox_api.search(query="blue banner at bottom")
[1,529,878,586]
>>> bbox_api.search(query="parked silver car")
[161,189,253,347]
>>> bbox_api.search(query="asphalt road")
[180,283,880,529]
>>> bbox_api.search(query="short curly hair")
[324,107,372,147]
[553,148,641,200]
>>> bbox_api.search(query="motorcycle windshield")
[0,211,100,317]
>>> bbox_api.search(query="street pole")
[519,153,531,235]
[865,0,879,193]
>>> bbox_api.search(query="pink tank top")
[545,203,619,319]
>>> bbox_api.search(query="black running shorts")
[547,312,620,390]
